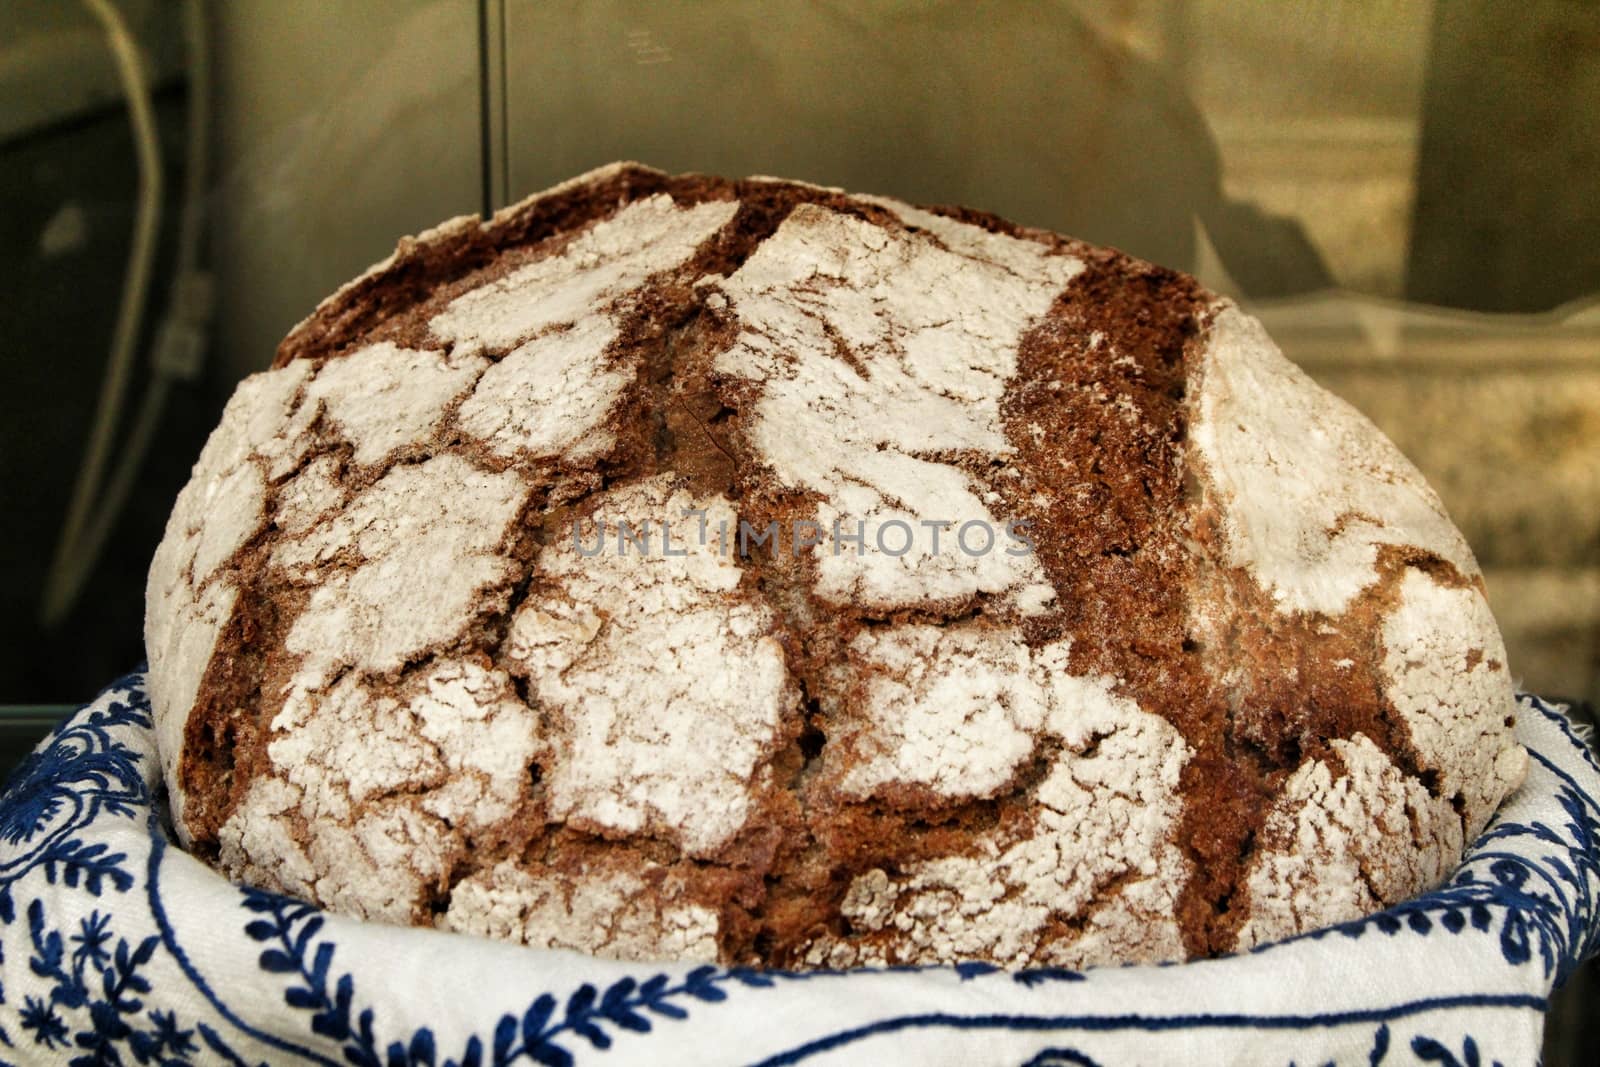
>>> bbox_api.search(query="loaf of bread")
[146,163,1527,969]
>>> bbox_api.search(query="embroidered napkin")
[1,674,1595,1066]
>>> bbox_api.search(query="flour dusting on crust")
[457,317,633,462]
[304,341,486,467]
[443,860,720,962]
[1382,569,1528,840]
[1234,733,1464,951]
[505,478,790,858]
[145,360,311,833]
[273,454,530,689]
[808,671,1190,968]
[834,624,1047,800]
[1191,305,1476,617]
[711,204,1077,612]
[220,659,536,924]
[274,455,346,536]
[430,195,738,352]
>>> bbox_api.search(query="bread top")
[145,163,1526,966]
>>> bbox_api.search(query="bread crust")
[145,163,1526,968]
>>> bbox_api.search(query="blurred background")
[0,0,1596,1050]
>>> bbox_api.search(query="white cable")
[41,0,164,626]
[71,0,214,615]
[42,0,214,627]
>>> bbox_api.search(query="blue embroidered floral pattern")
[233,883,799,1067]
[21,896,187,1065]
[0,676,1595,1067]
[0,674,149,928]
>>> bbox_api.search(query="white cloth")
[0,674,1595,1066]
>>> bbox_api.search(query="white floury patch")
[216,777,320,897]
[219,660,536,923]
[220,776,452,926]
[1382,569,1528,839]
[442,196,737,462]
[442,861,720,962]
[186,465,266,586]
[1234,733,1464,951]
[1190,305,1477,617]
[273,455,346,536]
[268,674,439,824]
[810,647,1191,968]
[864,197,1048,269]
[837,624,1049,799]
[433,195,738,352]
[145,360,313,834]
[711,204,1079,611]
[305,341,487,467]
[265,659,538,830]
[273,453,531,687]
[456,317,633,462]
[505,477,788,857]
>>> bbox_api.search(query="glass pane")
[498,0,1600,708]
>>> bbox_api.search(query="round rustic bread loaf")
[146,163,1528,969]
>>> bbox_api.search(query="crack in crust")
[148,163,1525,970]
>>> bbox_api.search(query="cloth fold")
[0,674,1595,1066]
